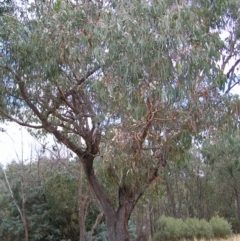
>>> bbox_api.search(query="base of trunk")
[106,216,130,241]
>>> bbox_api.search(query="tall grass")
[217,235,240,241]
[194,235,240,241]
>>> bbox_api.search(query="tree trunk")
[228,168,240,230]
[21,175,29,241]
[146,200,153,240]
[164,172,177,217]
[135,200,152,241]
[78,160,86,241]
[81,153,142,241]
[106,211,130,241]
[44,111,159,241]
[22,213,29,241]
[105,185,143,241]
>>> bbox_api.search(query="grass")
[194,235,240,241]
[218,235,240,241]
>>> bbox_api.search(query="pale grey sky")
[0,122,41,166]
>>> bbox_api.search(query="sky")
[0,122,42,166]
[0,122,75,167]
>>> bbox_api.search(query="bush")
[196,219,213,239]
[209,216,232,238]
[153,216,231,241]
[153,216,189,241]
[184,218,199,240]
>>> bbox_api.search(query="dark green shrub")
[209,216,232,238]
[153,216,191,241]
[153,216,232,241]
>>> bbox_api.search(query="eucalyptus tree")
[0,0,239,240]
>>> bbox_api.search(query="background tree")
[1,0,240,240]
[202,133,240,232]
[0,151,104,241]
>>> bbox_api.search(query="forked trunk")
[105,206,131,241]
[81,154,142,241]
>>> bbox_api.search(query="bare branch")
[89,211,104,241]
[2,169,24,222]
[56,85,77,112]
[224,58,240,94]
[226,58,240,79]
[225,78,240,95]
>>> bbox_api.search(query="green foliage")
[153,216,231,241]
[88,222,107,241]
[185,218,213,240]
[45,173,79,241]
[0,0,238,194]
[0,0,13,15]
[210,216,232,238]
[45,173,78,213]
[154,216,189,241]
[0,159,83,241]
[128,219,137,240]
[201,133,240,232]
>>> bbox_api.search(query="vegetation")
[0,0,240,240]
[153,216,232,241]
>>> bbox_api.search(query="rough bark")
[106,211,130,241]
[81,155,128,240]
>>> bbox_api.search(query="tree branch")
[221,38,236,71]
[225,58,240,94]
[0,109,43,129]
[81,154,116,221]
[3,169,24,222]
[74,65,100,91]
[89,211,104,241]
[226,58,240,79]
